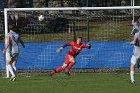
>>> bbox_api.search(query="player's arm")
[19,37,25,48]
[130,33,137,45]
[130,38,137,45]
[82,44,91,49]
[56,42,73,52]
[62,42,73,48]
[3,37,10,54]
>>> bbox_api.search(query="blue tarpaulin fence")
[0,42,133,70]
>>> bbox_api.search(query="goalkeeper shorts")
[64,54,75,65]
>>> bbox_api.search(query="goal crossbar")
[4,6,140,11]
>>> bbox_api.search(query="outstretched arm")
[57,42,74,52]
[62,43,72,48]
[82,44,91,49]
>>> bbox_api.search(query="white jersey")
[133,22,139,31]
[133,32,140,59]
[6,31,20,54]
[131,32,140,65]
[132,22,139,35]
[134,32,140,47]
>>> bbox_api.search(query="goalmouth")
[2,6,140,76]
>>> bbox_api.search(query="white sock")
[6,65,10,78]
[7,65,15,76]
[13,66,16,74]
[130,71,135,82]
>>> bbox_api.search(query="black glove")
[87,44,91,49]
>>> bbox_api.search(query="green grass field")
[0,73,140,93]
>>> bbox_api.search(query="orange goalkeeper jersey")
[62,41,90,57]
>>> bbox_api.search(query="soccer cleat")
[12,77,16,81]
[10,75,16,81]
[130,80,135,84]
[65,72,71,76]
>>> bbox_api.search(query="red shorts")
[64,54,74,65]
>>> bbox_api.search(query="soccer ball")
[38,15,44,21]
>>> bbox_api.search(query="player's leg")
[6,52,15,80]
[65,55,75,75]
[50,54,70,76]
[50,63,68,76]
[130,55,137,83]
[6,65,10,78]
[12,61,16,74]
[6,61,15,77]
[130,63,135,83]
[12,53,19,75]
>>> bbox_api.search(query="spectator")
[0,0,5,9]
[8,14,30,34]
[8,0,16,8]
[8,14,19,26]
[121,0,127,6]
[8,14,16,25]
[8,0,29,8]
[25,0,33,8]
[120,0,127,13]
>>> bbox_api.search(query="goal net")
[3,6,140,76]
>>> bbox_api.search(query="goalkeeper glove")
[87,44,91,49]
[56,47,63,53]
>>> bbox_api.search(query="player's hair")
[134,16,140,22]
[138,16,140,19]
[8,24,15,30]
[77,37,82,40]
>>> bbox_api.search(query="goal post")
[3,6,140,77]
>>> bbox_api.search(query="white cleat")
[10,75,16,81]
[130,80,135,84]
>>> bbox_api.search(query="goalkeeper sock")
[65,62,75,73]
[7,65,15,76]
[130,71,135,82]
[50,66,63,75]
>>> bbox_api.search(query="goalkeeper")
[50,37,91,76]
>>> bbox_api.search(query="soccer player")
[3,24,25,81]
[131,16,140,36]
[50,37,91,76]
[130,23,140,84]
